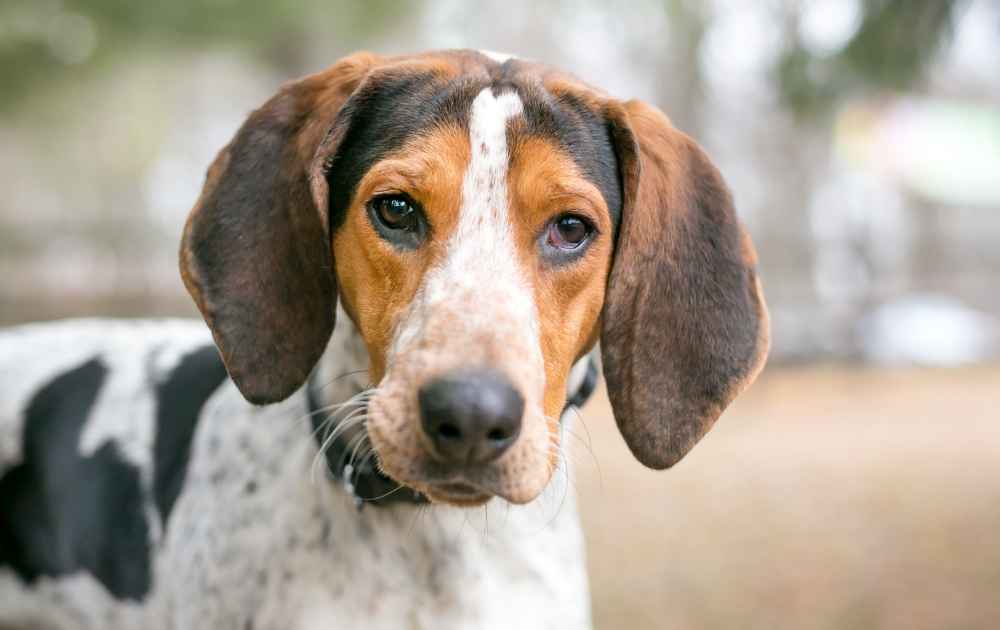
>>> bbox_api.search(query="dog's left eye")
[546,214,593,251]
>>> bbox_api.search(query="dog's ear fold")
[601,99,770,469]
[180,53,381,405]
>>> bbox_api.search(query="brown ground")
[573,364,1000,630]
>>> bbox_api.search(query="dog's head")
[180,50,769,505]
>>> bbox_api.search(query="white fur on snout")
[392,88,538,363]
[420,90,538,355]
[374,88,551,503]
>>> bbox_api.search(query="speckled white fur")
[0,318,592,629]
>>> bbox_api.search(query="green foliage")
[777,0,967,117]
[0,0,414,112]
[0,0,979,117]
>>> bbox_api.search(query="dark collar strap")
[307,357,600,509]
[306,379,426,508]
[565,358,599,411]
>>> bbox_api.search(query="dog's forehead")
[326,51,622,227]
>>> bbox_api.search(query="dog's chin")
[392,470,552,507]
[374,456,552,507]
[366,407,554,507]
[370,442,556,506]
[421,482,494,507]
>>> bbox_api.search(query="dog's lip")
[424,481,493,505]
[374,449,542,505]
[372,453,499,504]
[435,481,485,496]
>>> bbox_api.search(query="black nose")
[418,369,524,465]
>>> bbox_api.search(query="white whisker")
[307,386,380,486]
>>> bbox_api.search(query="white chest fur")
[0,320,593,630]
[158,385,592,630]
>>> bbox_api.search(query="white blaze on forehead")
[376,87,552,501]
[446,88,531,326]
[456,88,524,250]
[390,86,543,389]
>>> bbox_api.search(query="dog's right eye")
[371,195,420,232]
[368,194,427,249]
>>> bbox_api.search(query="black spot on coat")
[153,345,229,528]
[0,357,151,600]
[325,72,481,229]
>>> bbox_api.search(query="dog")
[0,49,769,629]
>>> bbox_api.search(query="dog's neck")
[312,305,374,410]
[309,304,598,508]
[307,305,418,506]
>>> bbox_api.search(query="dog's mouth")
[422,481,493,506]
[360,380,556,507]
[355,445,497,507]
[311,400,509,506]
[375,454,541,506]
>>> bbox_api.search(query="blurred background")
[1,1,998,628]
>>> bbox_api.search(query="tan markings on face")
[367,89,551,505]
[333,125,470,380]
[507,135,614,428]
[344,87,613,505]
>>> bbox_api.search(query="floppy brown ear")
[601,100,770,469]
[180,53,380,404]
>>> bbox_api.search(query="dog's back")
[0,319,217,467]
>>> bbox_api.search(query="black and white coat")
[0,316,594,630]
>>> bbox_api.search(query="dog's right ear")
[180,53,381,405]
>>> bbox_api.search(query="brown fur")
[601,99,770,469]
[180,52,382,404]
[333,125,471,381]
[179,49,769,505]
[507,136,614,423]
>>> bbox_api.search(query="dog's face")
[328,74,619,504]
[180,51,770,505]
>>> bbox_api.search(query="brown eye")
[546,214,592,250]
[371,194,419,231]
[368,193,427,250]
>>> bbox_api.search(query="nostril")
[486,427,510,442]
[438,422,462,440]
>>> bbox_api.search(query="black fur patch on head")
[153,345,229,528]
[0,358,151,601]
[324,71,486,231]
[324,60,622,237]
[518,86,623,235]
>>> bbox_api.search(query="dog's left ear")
[601,99,770,469]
